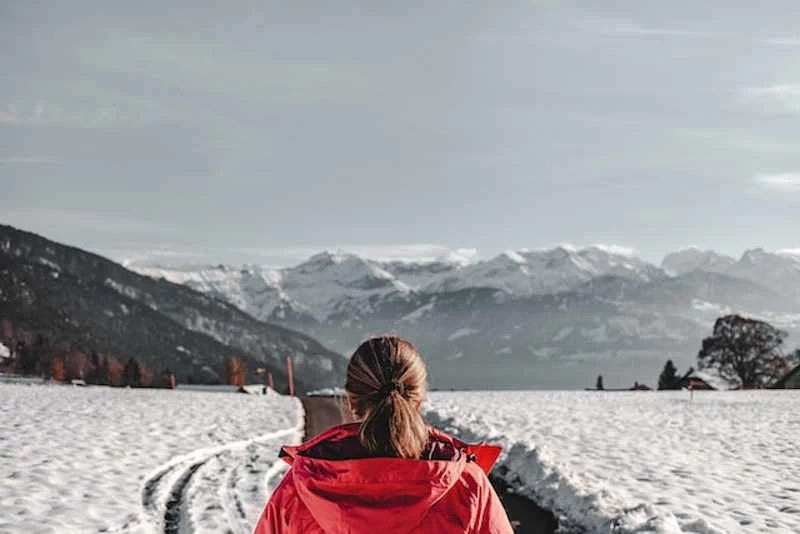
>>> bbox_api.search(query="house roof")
[689,370,727,390]
[772,364,800,389]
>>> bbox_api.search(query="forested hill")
[0,224,347,391]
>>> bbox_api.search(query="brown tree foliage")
[50,358,66,381]
[140,366,154,388]
[107,357,125,386]
[65,349,89,381]
[226,357,247,386]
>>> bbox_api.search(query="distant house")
[772,365,800,389]
[679,375,716,391]
[681,370,728,391]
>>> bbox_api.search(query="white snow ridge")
[426,390,800,534]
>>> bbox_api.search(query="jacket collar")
[280,422,501,475]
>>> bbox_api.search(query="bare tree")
[698,315,790,388]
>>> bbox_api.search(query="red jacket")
[254,423,514,534]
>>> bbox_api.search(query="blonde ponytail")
[345,337,428,459]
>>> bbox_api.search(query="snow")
[552,326,574,341]
[661,249,736,276]
[399,301,435,323]
[777,249,800,259]
[0,383,302,534]
[306,387,347,396]
[689,370,732,391]
[422,246,661,297]
[691,299,729,314]
[0,341,9,359]
[133,246,664,323]
[136,252,413,323]
[447,327,479,341]
[35,257,62,271]
[426,390,800,534]
[503,250,527,264]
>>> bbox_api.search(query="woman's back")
[254,423,512,534]
[253,336,513,533]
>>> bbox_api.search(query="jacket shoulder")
[254,469,324,534]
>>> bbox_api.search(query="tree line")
[0,318,251,388]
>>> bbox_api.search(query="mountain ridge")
[131,243,800,389]
[0,224,347,391]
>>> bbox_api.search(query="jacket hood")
[279,423,501,534]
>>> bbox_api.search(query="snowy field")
[427,390,800,534]
[0,383,302,534]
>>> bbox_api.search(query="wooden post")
[286,356,295,397]
[267,372,274,390]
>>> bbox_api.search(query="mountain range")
[0,225,347,392]
[134,246,800,389]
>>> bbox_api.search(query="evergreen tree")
[123,357,142,387]
[658,360,680,390]
[596,374,604,390]
[89,350,100,384]
[17,341,39,375]
[98,355,110,385]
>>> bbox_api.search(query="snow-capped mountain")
[662,248,800,301]
[137,246,665,325]
[423,247,665,295]
[662,248,736,275]
[137,251,427,323]
[728,249,800,299]
[133,245,800,389]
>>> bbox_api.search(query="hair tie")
[380,379,405,397]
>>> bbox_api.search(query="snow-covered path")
[0,384,302,534]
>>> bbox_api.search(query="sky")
[2,0,799,267]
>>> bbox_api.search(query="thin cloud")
[590,244,636,257]
[673,128,798,156]
[754,173,800,192]
[740,84,800,113]
[543,243,636,257]
[0,156,56,165]
[573,17,725,38]
[762,38,800,46]
[236,244,479,265]
[108,243,481,268]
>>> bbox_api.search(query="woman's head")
[345,336,428,459]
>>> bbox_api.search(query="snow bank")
[307,387,347,396]
[427,390,800,534]
[0,384,302,534]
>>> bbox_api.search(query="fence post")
[286,356,295,397]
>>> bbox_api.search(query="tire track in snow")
[222,448,250,534]
[132,427,297,534]
[163,459,208,534]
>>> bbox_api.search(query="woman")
[254,336,514,534]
